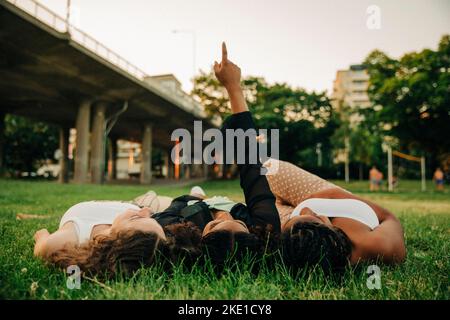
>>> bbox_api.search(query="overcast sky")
[39,0,450,94]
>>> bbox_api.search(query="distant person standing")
[370,166,381,191]
[433,168,445,191]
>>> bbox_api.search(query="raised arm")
[214,42,280,233]
[214,42,249,114]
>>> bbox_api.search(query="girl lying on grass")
[33,199,170,277]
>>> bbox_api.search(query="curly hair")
[281,221,352,273]
[201,225,277,267]
[162,221,203,266]
[201,230,261,267]
[47,230,167,278]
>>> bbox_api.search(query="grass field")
[0,178,449,300]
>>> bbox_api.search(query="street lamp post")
[344,136,350,183]
[316,142,322,167]
[172,29,197,78]
[66,0,71,33]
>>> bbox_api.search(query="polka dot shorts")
[263,159,337,224]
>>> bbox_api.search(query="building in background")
[116,140,142,180]
[331,64,371,112]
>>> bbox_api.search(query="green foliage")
[364,35,450,166]
[191,69,231,120]
[331,105,385,175]
[4,115,59,173]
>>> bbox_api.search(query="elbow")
[382,241,407,265]
[362,234,407,265]
[392,242,407,264]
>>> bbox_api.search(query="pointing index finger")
[222,42,228,64]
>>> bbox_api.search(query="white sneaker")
[190,186,206,197]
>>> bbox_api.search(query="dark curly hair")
[48,230,167,278]
[201,231,260,267]
[201,225,278,267]
[162,221,203,266]
[281,221,352,273]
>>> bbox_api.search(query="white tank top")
[290,198,379,230]
[59,201,141,244]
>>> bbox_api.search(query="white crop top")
[290,198,379,230]
[59,201,141,244]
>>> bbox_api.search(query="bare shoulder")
[308,187,356,199]
[309,187,396,222]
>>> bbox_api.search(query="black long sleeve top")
[221,111,281,233]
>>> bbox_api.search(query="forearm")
[378,217,406,263]
[226,85,248,114]
[352,217,406,264]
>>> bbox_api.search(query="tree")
[4,115,59,174]
[364,35,450,169]
[332,103,386,180]
[191,69,231,121]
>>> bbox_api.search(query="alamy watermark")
[66,265,81,290]
[366,264,381,289]
[171,121,280,175]
[366,5,381,30]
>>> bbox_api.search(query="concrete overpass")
[0,0,212,184]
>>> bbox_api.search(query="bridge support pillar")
[90,102,107,184]
[140,124,152,184]
[74,100,91,184]
[58,127,70,183]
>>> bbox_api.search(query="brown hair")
[47,229,166,278]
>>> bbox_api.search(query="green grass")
[0,178,449,299]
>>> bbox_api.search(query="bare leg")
[16,213,51,220]
[264,159,337,207]
[132,191,173,212]
[275,200,295,226]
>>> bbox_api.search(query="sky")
[38,0,450,94]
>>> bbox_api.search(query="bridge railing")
[5,0,205,117]
[7,0,147,80]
